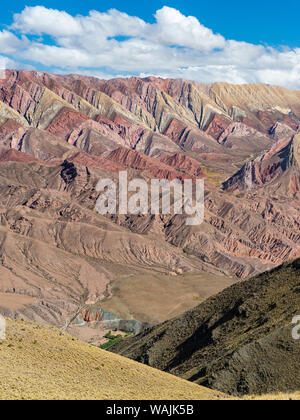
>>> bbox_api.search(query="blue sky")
[0,1,300,87]
[2,0,300,46]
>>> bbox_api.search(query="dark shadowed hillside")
[111,259,300,396]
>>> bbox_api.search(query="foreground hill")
[1,318,299,400]
[112,259,300,396]
[0,318,229,400]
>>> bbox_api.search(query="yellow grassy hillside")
[245,392,300,401]
[0,319,229,400]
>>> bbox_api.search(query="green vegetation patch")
[100,331,132,350]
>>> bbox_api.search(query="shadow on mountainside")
[111,259,300,396]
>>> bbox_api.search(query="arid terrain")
[0,318,298,400]
[112,259,300,396]
[0,70,299,345]
[0,318,230,400]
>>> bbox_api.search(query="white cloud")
[87,9,147,38]
[0,55,24,80]
[12,6,82,37]
[0,30,28,54]
[0,5,299,89]
[148,7,225,51]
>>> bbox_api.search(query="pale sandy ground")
[101,271,235,323]
[67,324,127,346]
[0,293,37,310]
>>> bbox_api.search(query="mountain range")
[0,69,299,344]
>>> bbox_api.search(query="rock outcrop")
[223,134,300,195]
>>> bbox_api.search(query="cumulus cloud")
[0,5,299,88]
[147,7,225,51]
[12,6,82,37]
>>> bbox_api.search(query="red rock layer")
[205,114,231,139]
[0,148,54,165]
[69,151,125,172]
[80,308,103,324]
[46,107,89,139]
[105,147,197,181]
[0,119,24,140]
[159,153,205,178]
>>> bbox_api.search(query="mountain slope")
[0,318,229,400]
[111,259,300,396]
[223,133,300,195]
[0,70,299,333]
[0,158,215,328]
